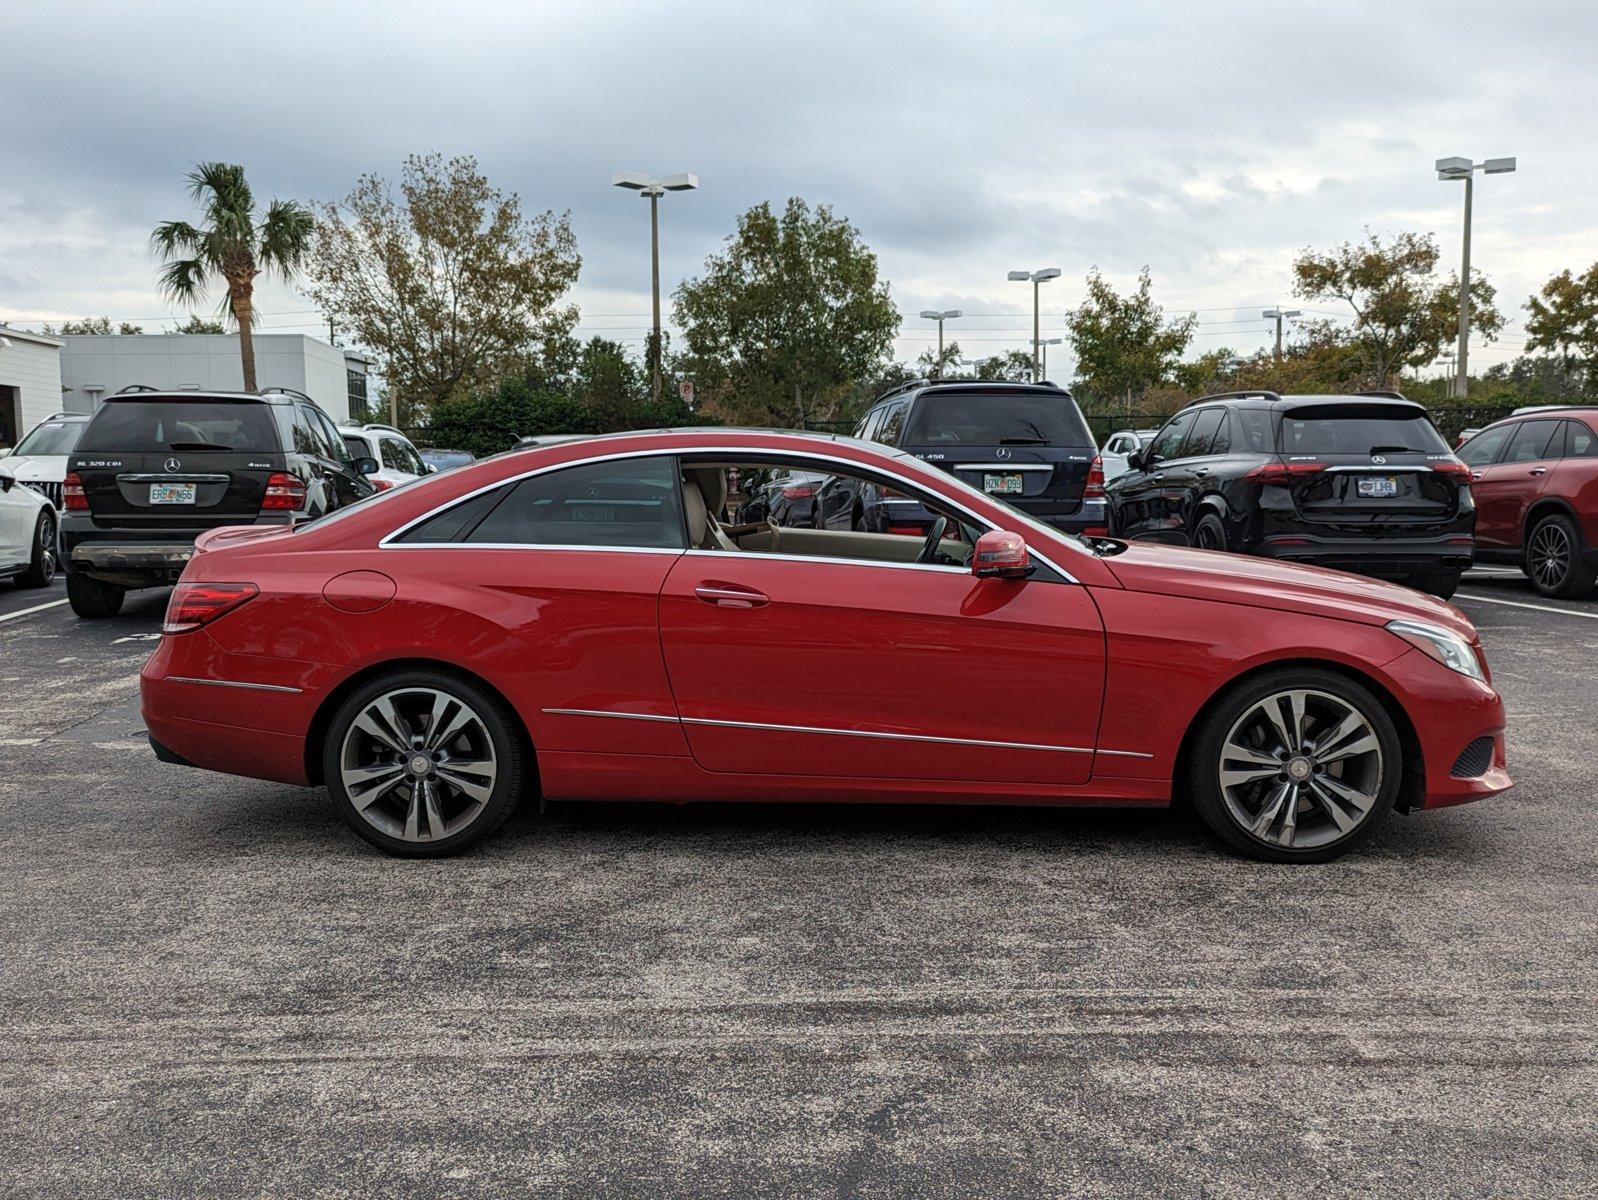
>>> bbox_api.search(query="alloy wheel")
[1217,688,1384,850]
[338,687,498,843]
[39,515,56,582]
[1529,522,1571,591]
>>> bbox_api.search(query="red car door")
[1549,418,1598,549]
[1471,419,1559,550]
[657,553,1107,785]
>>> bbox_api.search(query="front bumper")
[1379,647,1511,810]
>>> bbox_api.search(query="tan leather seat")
[682,470,738,551]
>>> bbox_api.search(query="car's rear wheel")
[66,570,125,617]
[1192,512,1227,552]
[1189,669,1401,863]
[324,670,526,857]
[1525,513,1596,598]
[15,510,57,589]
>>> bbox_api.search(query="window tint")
[1208,411,1232,455]
[878,403,907,444]
[902,391,1090,447]
[1277,405,1449,455]
[314,410,355,464]
[13,421,84,456]
[1181,408,1225,457]
[854,408,882,441]
[1234,409,1273,453]
[343,434,370,462]
[380,438,405,471]
[1458,424,1512,466]
[393,486,508,544]
[1503,420,1560,463]
[465,456,685,549]
[79,400,280,453]
[394,439,426,474]
[1147,413,1193,463]
[1564,420,1598,458]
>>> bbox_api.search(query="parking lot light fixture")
[1031,336,1062,380]
[918,309,963,377]
[1009,268,1062,382]
[1435,154,1516,399]
[1261,307,1302,360]
[613,170,699,403]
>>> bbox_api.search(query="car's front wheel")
[1525,513,1596,598]
[1189,669,1401,863]
[15,509,57,589]
[323,669,527,857]
[66,571,125,617]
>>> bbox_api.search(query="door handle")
[1530,467,1548,476]
[1470,471,1483,482]
[1195,468,1210,478]
[694,584,770,608]
[1153,473,1165,483]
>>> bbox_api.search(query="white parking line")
[0,599,68,625]
[1454,592,1598,621]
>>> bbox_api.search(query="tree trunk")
[230,280,257,392]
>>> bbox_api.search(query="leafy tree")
[151,162,313,391]
[972,350,1036,382]
[171,315,226,334]
[41,316,144,335]
[914,341,965,380]
[1291,230,1502,388]
[305,153,581,425]
[674,198,900,427]
[1066,268,1197,411]
[1524,263,1598,388]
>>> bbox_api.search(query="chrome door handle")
[1470,471,1483,482]
[1195,468,1210,478]
[694,584,770,608]
[1153,473,1165,483]
[1530,467,1548,476]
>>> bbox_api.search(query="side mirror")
[1126,449,1145,472]
[972,530,1031,579]
[0,467,13,493]
[354,456,380,476]
[427,464,439,474]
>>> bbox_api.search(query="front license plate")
[149,483,197,505]
[1356,476,1398,499]
[984,473,1024,495]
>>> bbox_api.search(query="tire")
[1192,511,1228,552]
[1524,513,1597,599]
[1405,569,1461,600]
[14,510,57,589]
[323,669,527,857]
[1188,668,1401,863]
[66,570,125,617]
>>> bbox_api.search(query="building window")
[347,369,369,422]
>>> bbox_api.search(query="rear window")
[78,400,280,454]
[903,391,1091,447]
[1277,405,1449,456]
[13,421,84,456]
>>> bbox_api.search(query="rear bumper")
[62,514,289,586]
[1259,532,1474,578]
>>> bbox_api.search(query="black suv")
[815,380,1104,535]
[1105,391,1475,597]
[62,388,379,617]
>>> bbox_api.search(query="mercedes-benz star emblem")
[164,457,183,473]
[1371,455,1386,464]
[995,447,1012,460]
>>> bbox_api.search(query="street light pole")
[1436,155,1515,399]
[1261,307,1301,360]
[1008,267,1061,383]
[613,170,699,404]
[1031,337,1062,380]
[918,309,963,378]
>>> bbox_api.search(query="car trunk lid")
[1273,403,1463,526]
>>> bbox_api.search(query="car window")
[465,456,685,549]
[1564,420,1598,458]
[855,408,882,441]
[1458,424,1513,466]
[1208,411,1233,456]
[393,439,427,474]
[1233,409,1273,453]
[1181,408,1225,457]
[79,400,280,453]
[878,403,907,444]
[392,486,509,544]
[379,438,406,472]
[1277,404,1449,455]
[901,391,1090,447]
[13,420,84,456]
[314,409,355,464]
[1503,419,1561,464]
[1147,414,1194,463]
[342,434,370,462]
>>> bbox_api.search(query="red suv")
[1457,408,1598,597]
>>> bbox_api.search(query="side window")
[1181,408,1225,457]
[1147,413,1194,463]
[396,440,427,474]
[380,438,406,471]
[315,410,355,464]
[878,403,907,445]
[465,456,686,549]
[854,408,882,441]
[1503,420,1561,464]
[294,405,336,461]
[1458,424,1512,467]
[1208,411,1233,455]
[393,486,509,544]
[342,434,370,463]
[1564,420,1598,458]
[1234,408,1273,454]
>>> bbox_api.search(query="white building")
[0,326,66,450]
[57,333,370,423]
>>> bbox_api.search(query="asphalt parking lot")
[1,568,1595,1198]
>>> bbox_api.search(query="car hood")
[3,454,67,482]
[1101,542,1478,641]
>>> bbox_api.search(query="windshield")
[1277,405,1449,456]
[13,421,84,456]
[903,392,1091,447]
[78,400,280,454]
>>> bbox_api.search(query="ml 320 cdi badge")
[140,429,1511,863]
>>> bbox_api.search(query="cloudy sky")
[2,0,1593,381]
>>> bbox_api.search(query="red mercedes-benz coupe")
[140,428,1510,862]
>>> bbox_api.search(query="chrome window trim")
[378,444,1080,582]
[118,473,232,484]
[683,548,970,576]
[165,675,303,694]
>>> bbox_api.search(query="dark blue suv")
[813,380,1105,536]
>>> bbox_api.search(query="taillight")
[780,485,814,498]
[261,472,307,511]
[1084,454,1105,499]
[371,478,395,492]
[1245,461,1326,486]
[162,582,259,634]
[887,524,925,537]
[63,471,88,511]
[1431,460,1472,482]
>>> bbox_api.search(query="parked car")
[339,423,433,491]
[142,427,1508,864]
[61,388,379,618]
[821,380,1104,537]
[0,413,90,509]
[736,470,827,527]
[0,460,59,589]
[1101,428,1159,481]
[1105,391,1474,598]
[1456,407,1598,597]
[419,448,476,473]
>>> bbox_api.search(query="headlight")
[1386,619,1485,681]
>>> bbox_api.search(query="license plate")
[1356,476,1398,499]
[571,504,615,522]
[984,473,1024,495]
[149,483,196,505]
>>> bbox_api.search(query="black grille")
[21,480,62,510]
[1450,736,1495,779]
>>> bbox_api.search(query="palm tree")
[151,162,314,392]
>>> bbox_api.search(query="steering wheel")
[916,516,949,564]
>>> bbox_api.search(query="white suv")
[1,413,90,509]
[0,460,58,589]
[337,423,433,492]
